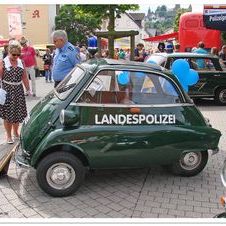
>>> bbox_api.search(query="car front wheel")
[169,151,208,177]
[215,88,226,105]
[36,152,85,197]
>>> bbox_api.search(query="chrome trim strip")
[16,158,30,168]
[220,159,226,188]
[70,102,194,108]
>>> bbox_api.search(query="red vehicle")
[144,12,222,53]
[178,12,222,52]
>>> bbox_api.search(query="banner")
[203,5,226,31]
[7,7,22,38]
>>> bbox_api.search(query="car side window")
[191,58,217,71]
[77,70,182,105]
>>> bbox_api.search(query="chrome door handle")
[213,74,221,77]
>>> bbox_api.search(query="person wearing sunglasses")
[0,42,30,144]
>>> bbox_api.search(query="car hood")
[21,91,63,151]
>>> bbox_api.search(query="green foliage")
[77,4,139,18]
[222,32,226,44]
[55,4,139,45]
[55,5,102,45]
[145,5,192,34]
[173,8,191,32]
[155,5,167,17]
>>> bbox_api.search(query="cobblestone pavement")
[0,77,226,218]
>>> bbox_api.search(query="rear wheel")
[36,152,85,197]
[215,88,226,105]
[169,151,208,177]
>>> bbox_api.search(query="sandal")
[7,139,14,144]
[13,135,20,141]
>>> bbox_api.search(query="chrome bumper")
[210,147,220,155]
[15,143,30,168]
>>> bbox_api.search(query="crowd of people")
[1,29,226,144]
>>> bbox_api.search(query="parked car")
[16,59,221,197]
[145,52,226,105]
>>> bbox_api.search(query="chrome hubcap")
[179,152,201,170]
[219,89,226,103]
[46,163,76,190]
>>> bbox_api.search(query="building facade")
[0,4,56,45]
[101,12,149,49]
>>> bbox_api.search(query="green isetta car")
[16,59,221,197]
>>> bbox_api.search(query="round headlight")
[221,159,226,187]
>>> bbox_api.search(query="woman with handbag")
[43,48,52,82]
[0,42,30,144]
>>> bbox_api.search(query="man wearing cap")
[51,30,81,88]
[20,37,37,96]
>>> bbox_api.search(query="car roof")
[85,58,163,72]
[151,52,218,59]
[82,58,182,87]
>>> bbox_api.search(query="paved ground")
[0,77,226,218]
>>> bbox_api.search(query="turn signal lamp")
[220,196,226,207]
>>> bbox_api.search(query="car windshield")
[55,66,85,100]
[146,55,166,66]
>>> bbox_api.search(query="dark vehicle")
[215,159,226,218]
[16,59,221,197]
[146,52,226,105]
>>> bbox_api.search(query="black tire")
[215,87,226,105]
[36,152,85,197]
[169,151,208,177]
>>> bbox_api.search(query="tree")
[173,8,191,32]
[222,32,226,44]
[155,5,167,18]
[55,5,139,57]
[76,5,139,58]
[55,5,103,45]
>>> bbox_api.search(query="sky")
[137,4,202,14]
[0,0,225,15]
[0,0,226,7]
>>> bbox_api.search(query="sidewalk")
[0,77,53,144]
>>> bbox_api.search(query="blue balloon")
[171,59,190,77]
[186,69,199,86]
[171,59,196,93]
[117,71,130,86]
[181,84,189,92]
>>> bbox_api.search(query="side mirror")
[60,109,79,127]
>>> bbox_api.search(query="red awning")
[144,32,178,42]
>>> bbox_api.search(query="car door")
[188,57,226,97]
[72,68,194,169]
